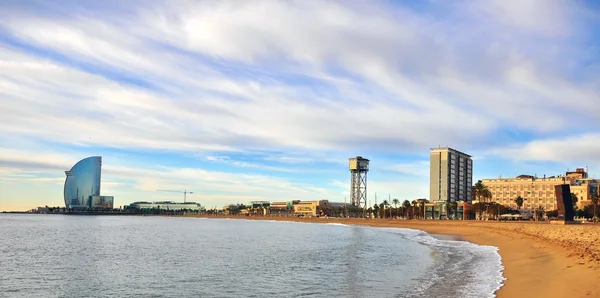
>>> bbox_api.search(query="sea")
[0,215,504,298]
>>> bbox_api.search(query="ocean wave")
[381,227,505,298]
[325,223,350,227]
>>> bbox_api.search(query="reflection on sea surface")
[0,215,435,298]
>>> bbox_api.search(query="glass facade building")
[64,156,102,209]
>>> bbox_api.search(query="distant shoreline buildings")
[125,201,204,213]
[20,150,598,220]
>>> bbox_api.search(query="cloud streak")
[1,0,599,209]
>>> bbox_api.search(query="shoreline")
[193,215,600,298]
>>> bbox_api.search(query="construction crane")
[156,189,193,203]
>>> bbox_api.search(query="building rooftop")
[430,146,471,157]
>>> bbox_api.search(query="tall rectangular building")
[430,147,473,203]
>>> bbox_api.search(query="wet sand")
[193,216,600,298]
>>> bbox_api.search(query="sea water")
[0,215,504,297]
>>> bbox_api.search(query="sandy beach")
[195,216,600,298]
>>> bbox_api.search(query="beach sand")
[195,216,600,298]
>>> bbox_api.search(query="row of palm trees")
[371,199,428,219]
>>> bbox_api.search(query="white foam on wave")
[325,223,350,227]
[380,227,505,298]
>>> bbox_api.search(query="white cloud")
[1,1,599,209]
[374,160,430,177]
[470,0,573,37]
[203,155,299,172]
[3,3,597,152]
[488,134,600,163]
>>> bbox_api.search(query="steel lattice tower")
[349,156,369,210]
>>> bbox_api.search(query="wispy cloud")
[1,0,599,210]
[486,134,600,164]
[374,161,430,177]
[203,155,298,173]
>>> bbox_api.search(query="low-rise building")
[479,168,596,211]
[90,195,114,209]
[223,204,245,215]
[267,201,297,216]
[571,179,600,209]
[424,201,470,220]
[292,200,353,217]
[127,201,203,211]
[293,200,327,217]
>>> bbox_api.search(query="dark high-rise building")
[430,147,473,203]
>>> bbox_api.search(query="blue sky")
[1,0,600,211]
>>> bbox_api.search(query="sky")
[1,0,600,211]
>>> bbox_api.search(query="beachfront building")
[293,200,354,217]
[89,195,114,209]
[424,201,470,220]
[294,200,328,217]
[64,156,114,209]
[567,178,598,210]
[268,201,297,216]
[430,147,473,203]
[478,168,597,211]
[245,201,271,216]
[222,204,245,215]
[127,201,203,211]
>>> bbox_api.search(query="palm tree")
[591,191,599,223]
[514,196,524,215]
[392,198,400,218]
[535,206,545,221]
[402,200,411,219]
[571,193,579,212]
[448,201,458,220]
[419,199,428,219]
[382,200,389,218]
[472,181,492,220]
[411,200,418,219]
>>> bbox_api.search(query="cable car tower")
[349,156,369,210]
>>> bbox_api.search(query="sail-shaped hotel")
[64,156,114,209]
